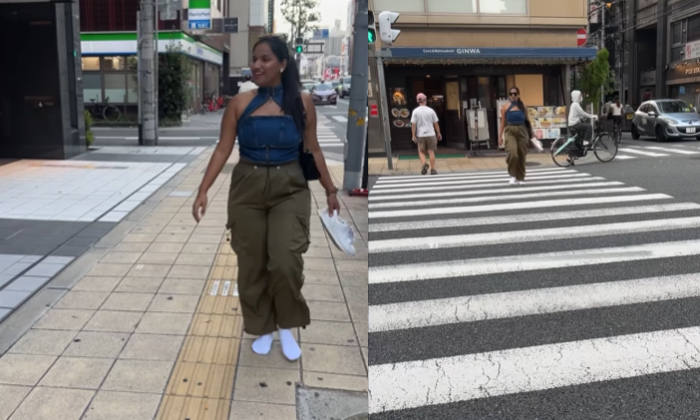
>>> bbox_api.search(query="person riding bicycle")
[608,96,623,131]
[568,90,598,155]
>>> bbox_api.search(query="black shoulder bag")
[298,108,320,180]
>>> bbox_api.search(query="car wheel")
[631,124,640,140]
[655,125,667,142]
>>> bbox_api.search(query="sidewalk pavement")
[369,152,565,175]
[0,148,368,420]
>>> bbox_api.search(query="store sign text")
[686,40,700,61]
[685,66,700,76]
[422,48,481,55]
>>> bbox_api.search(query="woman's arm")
[498,105,507,145]
[301,92,338,196]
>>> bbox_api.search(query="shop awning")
[382,47,598,66]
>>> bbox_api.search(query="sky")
[274,0,350,38]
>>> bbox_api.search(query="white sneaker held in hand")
[318,208,356,256]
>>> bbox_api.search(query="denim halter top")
[237,84,302,165]
[505,101,526,125]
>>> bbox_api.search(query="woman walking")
[498,86,533,185]
[192,35,341,361]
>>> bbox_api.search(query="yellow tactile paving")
[156,229,243,420]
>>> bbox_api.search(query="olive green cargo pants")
[504,124,530,182]
[227,159,311,336]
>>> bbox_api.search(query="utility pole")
[343,0,368,191]
[139,0,157,146]
[600,1,606,114]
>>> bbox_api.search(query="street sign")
[577,28,587,47]
[312,29,329,39]
[370,104,378,118]
[188,0,211,30]
[223,17,238,33]
[304,43,324,54]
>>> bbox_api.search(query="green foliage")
[84,110,94,146]
[281,0,321,42]
[577,48,611,114]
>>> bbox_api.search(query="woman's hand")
[327,194,340,216]
[192,193,208,223]
[498,137,504,148]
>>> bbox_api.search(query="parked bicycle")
[550,120,618,167]
[87,97,121,122]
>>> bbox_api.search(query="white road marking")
[375,167,575,184]
[369,326,700,412]
[368,203,700,232]
[615,154,636,159]
[369,193,671,219]
[369,238,700,284]
[332,116,348,122]
[644,146,700,155]
[373,173,590,190]
[370,216,700,253]
[368,187,645,209]
[369,273,700,332]
[620,148,669,157]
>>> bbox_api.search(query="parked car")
[311,83,337,105]
[339,76,351,98]
[631,99,700,141]
[331,81,341,95]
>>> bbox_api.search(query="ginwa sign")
[422,48,481,54]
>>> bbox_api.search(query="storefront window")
[373,0,425,13]
[104,74,127,103]
[83,74,102,103]
[127,73,138,104]
[103,56,127,71]
[428,0,476,13]
[478,0,527,14]
[82,57,100,71]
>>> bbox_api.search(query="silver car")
[631,99,700,142]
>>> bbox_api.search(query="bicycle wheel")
[103,105,121,122]
[550,137,574,167]
[594,133,618,162]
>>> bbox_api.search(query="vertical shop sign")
[188,0,211,30]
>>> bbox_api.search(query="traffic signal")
[378,11,400,46]
[294,37,303,54]
[368,11,377,44]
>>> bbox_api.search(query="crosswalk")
[368,166,700,418]
[316,114,345,147]
[610,144,700,160]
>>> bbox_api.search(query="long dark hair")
[253,36,305,135]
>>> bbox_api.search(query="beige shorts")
[417,135,438,152]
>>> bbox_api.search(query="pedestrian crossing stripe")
[368,166,700,416]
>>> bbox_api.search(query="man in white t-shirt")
[411,93,442,175]
[238,74,257,94]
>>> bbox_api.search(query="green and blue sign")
[188,0,211,30]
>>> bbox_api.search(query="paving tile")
[9,386,94,420]
[72,276,122,292]
[1,262,32,276]
[84,391,162,420]
[146,242,184,253]
[166,264,210,279]
[54,290,110,310]
[303,284,345,302]
[120,334,185,361]
[238,339,300,370]
[137,252,178,265]
[83,311,144,333]
[303,257,336,272]
[334,260,366,272]
[23,263,66,277]
[307,300,351,322]
[0,290,31,308]
[300,343,365,376]
[0,354,57,386]
[43,256,74,264]
[354,322,368,347]
[300,320,359,347]
[302,372,367,392]
[63,331,129,358]
[0,274,13,288]
[0,308,10,322]
[136,312,192,335]
[158,279,206,295]
[234,366,299,405]
[228,401,296,420]
[39,356,113,389]
[4,276,49,292]
[147,293,199,313]
[181,243,217,254]
[100,292,155,312]
[127,264,171,278]
[0,385,31,420]
[100,252,143,264]
[122,233,158,243]
[113,242,151,253]
[33,309,95,330]
[87,263,133,277]
[8,329,77,356]
[174,253,215,266]
[347,304,367,324]
[102,359,173,393]
[115,276,164,293]
[19,255,42,263]
[337,271,366,288]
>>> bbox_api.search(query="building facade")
[228,0,269,92]
[369,0,596,154]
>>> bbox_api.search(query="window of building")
[104,74,128,104]
[672,21,683,45]
[373,0,425,13]
[83,73,103,103]
[82,57,100,71]
[689,14,700,43]
[103,56,126,71]
[428,0,477,13]
[478,0,527,14]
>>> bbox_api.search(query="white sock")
[278,328,301,361]
[251,333,274,355]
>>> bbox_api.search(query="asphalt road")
[93,99,350,162]
[368,151,700,419]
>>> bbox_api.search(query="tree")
[281,0,321,43]
[577,48,611,114]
